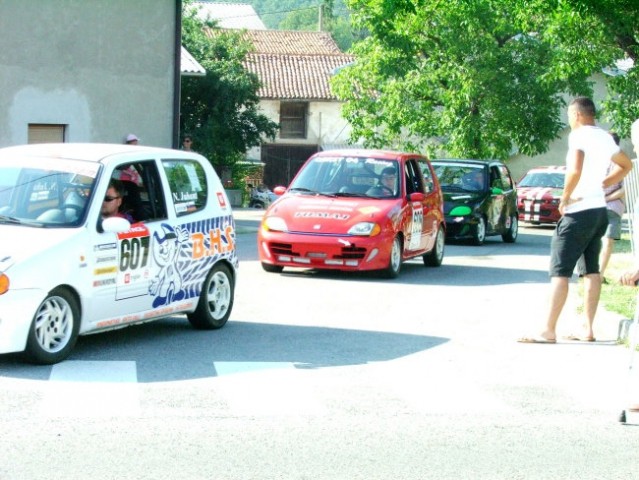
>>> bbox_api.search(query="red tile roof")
[205,28,354,100]
[245,53,354,99]
[240,30,344,55]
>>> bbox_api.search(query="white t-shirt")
[565,125,620,214]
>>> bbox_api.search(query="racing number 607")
[120,236,150,271]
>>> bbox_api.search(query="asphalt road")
[0,214,638,480]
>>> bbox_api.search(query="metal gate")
[261,144,319,189]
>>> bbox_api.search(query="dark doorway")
[261,144,319,189]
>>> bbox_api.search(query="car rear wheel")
[502,215,518,243]
[24,288,80,365]
[472,216,486,246]
[188,263,234,330]
[382,235,402,278]
[423,225,445,267]
[261,262,284,273]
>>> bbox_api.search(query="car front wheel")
[472,216,486,246]
[24,288,80,365]
[502,215,518,243]
[423,225,445,267]
[382,235,402,279]
[188,263,234,329]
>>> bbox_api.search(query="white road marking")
[214,362,325,416]
[41,360,139,417]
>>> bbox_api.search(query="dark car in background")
[431,159,518,245]
[516,166,566,225]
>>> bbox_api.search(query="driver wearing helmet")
[367,166,398,196]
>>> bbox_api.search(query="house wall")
[0,0,177,148]
[247,99,352,156]
[507,73,635,181]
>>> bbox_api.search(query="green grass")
[581,234,637,320]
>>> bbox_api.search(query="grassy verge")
[597,234,636,320]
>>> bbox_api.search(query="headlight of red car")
[262,216,288,232]
[348,222,381,236]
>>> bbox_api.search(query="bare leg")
[542,276,569,340]
[582,273,601,339]
[599,237,613,279]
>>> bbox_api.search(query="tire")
[187,263,234,330]
[502,215,518,243]
[423,225,445,267]
[261,262,284,273]
[472,216,486,246]
[24,288,80,365]
[381,235,402,279]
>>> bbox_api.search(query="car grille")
[336,245,366,259]
[270,242,297,256]
[268,242,367,260]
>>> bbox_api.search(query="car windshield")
[433,163,486,192]
[289,155,400,198]
[0,157,99,227]
[518,172,565,188]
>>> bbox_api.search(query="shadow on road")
[0,319,448,383]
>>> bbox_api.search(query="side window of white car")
[162,159,208,216]
[113,160,168,223]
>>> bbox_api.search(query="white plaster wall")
[0,0,177,148]
[257,99,352,146]
[247,99,352,161]
[508,74,634,181]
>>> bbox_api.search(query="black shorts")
[549,207,608,277]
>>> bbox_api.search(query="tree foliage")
[519,0,638,135]
[180,3,278,172]
[332,0,638,159]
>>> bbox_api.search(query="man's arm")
[603,150,632,188]
[559,149,584,214]
[619,268,639,286]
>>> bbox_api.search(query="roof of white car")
[0,143,199,163]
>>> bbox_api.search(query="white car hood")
[0,225,79,272]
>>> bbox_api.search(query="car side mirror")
[102,216,132,233]
[409,192,425,202]
[273,186,286,196]
[491,187,504,195]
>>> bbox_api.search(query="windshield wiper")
[0,214,22,225]
[0,215,47,227]
[333,191,367,197]
[289,187,316,195]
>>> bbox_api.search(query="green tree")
[180,3,278,179]
[278,0,361,51]
[332,0,637,159]
[521,0,638,136]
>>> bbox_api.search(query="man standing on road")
[519,97,632,344]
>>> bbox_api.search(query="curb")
[618,318,638,343]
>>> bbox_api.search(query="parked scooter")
[248,184,276,209]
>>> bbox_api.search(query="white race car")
[0,143,238,364]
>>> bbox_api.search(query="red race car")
[516,166,566,224]
[257,149,446,278]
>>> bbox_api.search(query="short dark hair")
[108,178,126,197]
[570,96,596,118]
[382,166,397,176]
